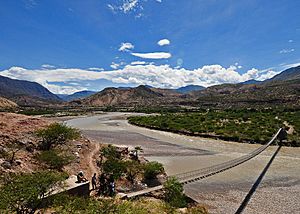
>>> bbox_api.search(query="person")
[77,171,87,183]
[92,173,97,190]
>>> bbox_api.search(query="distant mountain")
[240,79,263,85]
[0,97,17,109]
[268,65,300,82]
[0,75,61,106]
[57,90,96,101]
[176,85,205,93]
[72,85,189,107]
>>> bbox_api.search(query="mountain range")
[74,65,300,108]
[57,90,96,102]
[1,65,299,108]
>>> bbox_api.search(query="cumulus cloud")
[279,48,295,54]
[157,39,170,46]
[0,64,280,94]
[119,42,134,52]
[131,52,171,59]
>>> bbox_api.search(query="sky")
[0,0,299,94]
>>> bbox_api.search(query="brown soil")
[0,112,99,179]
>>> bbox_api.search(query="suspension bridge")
[125,128,283,198]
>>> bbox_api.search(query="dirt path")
[88,141,100,176]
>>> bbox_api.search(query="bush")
[163,177,187,208]
[187,205,209,214]
[36,150,73,171]
[0,171,66,214]
[36,123,80,150]
[102,159,126,180]
[143,161,164,180]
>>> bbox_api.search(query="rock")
[26,144,35,153]
[1,161,12,169]
[177,208,188,213]
[116,193,127,199]
[0,146,8,154]
[15,159,22,165]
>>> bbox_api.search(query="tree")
[0,171,66,214]
[143,161,164,180]
[35,150,73,171]
[163,177,186,208]
[125,160,143,184]
[102,159,126,180]
[36,123,80,150]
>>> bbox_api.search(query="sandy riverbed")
[66,112,300,214]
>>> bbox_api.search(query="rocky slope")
[73,85,188,107]
[0,97,17,109]
[0,75,61,106]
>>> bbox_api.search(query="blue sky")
[0,0,299,94]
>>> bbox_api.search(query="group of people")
[77,171,115,196]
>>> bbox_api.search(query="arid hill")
[0,97,17,109]
[73,85,188,107]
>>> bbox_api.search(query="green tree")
[163,177,187,208]
[0,171,66,214]
[125,160,143,184]
[36,123,80,150]
[35,150,73,171]
[102,159,126,180]
[143,161,164,180]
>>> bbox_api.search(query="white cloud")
[156,0,162,2]
[121,0,139,13]
[119,42,134,52]
[88,67,104,71]
[131,61,147,65]
[157,39,170,46]
[131,52,171,59]
[288,40,293,43]
[41,64,56,69]
[110,62,120,69]
[279,48,295,54]
[107,4,117,13]
[0,64,280,94]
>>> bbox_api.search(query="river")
[66,112,300,214]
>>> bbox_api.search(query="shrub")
[36,150,73,171]
[125,160,143,183]
[163,177,187,208]
[36,123,80,150]
[0,171,66,214]
[102,159,126,180]
[187,205,209,214]
[143,161,164,180]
